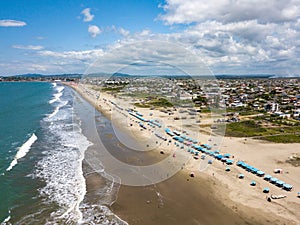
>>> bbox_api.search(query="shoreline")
[67,82,300,225]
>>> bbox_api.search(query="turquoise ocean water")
[0,82,126,225]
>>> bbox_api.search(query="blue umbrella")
[263,188,270,193]
[250,181,256,186]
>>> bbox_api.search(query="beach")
[69,82,300,225]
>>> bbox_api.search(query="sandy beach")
[68,82,300,225]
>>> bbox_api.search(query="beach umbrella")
[214,150,220,153]
[263,188,270,193]
[208,159,213,164]
[297,192,300,198]
[250,181,256,186]
[225,166,231,171]
[238,174,244,179]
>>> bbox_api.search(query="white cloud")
[88,25,101,38]
[12,45,44,50]
[0,19,26,27]
[159,0,300,24]
[155,0,300,75]
[119,27,130,36]
[81,8,94,22]
[39,49,104,60]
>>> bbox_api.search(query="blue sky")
[1,0,299,76]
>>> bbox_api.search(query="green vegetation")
[261,134,300,143]
[133,102,151,108]
[102,86,125,92]
[134,97,173,108]
[218,118,300,143]
[224,120,267,137]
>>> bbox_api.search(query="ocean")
[0,82,126,225]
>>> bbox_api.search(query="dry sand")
[68,82,300,225]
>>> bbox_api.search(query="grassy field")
[219,120,300,143]
[260,134,300,143]
[134,97,173,108]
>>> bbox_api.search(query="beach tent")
[203,144,212,149]
[173,130,181,135]
[275,180,285,187]
[221,157,227,162]
[283,184,293,191]
[236,161,243,166]
[215,154,223,160]
[264,175,272,181]
[250,181,256,186]
[263,188,270,193]
[238,174,244,179]
[226,159,234,165]
[256,170,265,176]
[270,177,279,183]
[223,153,231,158]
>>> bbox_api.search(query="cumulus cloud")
[155,0,300,75]
[12,45,44,50]
[81,8,94,22]
[88,25,101,38]
[159,0,300,24]
[0,19,26,27]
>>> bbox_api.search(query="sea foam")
[6,133,37,171]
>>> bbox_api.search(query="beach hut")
[250,181,256,186]
[264,175,272,181]
[282,184,293,191]
[225,166,231,171]
[263,188,270,193]
[238,174,244,179]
